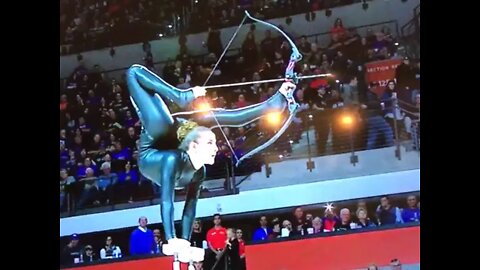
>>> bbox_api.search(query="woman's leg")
[173,92,288,128]
[126,65,181,240]
[127,65,195,109]
[126,66,176,140]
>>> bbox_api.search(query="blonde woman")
[126,64,296,249]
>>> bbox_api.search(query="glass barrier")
[60,19,419,217]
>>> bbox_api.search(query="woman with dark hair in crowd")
[126,64,296,254]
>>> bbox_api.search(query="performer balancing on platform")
[126,64,296,252]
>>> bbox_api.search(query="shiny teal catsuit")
[126,64,289,241]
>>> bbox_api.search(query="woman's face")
[193,221,201,230]
[94,134,101,143]
[357,210,367,220]
[193,131,218,165]
[312,217,322,229]
[388,81,396,90]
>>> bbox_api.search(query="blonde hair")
[177,119,212,151]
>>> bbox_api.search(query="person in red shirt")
[330,18,347,41]
[236,229,246,270]
[205,214,227,270]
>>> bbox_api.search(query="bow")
[203,11,303,167]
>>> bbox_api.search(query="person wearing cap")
[60,233,82,265]
[82,244,98,262]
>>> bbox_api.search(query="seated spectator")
[311,216,323,234]
[402,195,420,223]
[356,208,376,228]
[60,169,76,211]
[334,208,353,231]
[129,216,155,256]
[376,196,403,225]
[97,162,117,204]
[60,233,82,265]
[252,215,272,241]
[76,168,100,209]
[82,245,98,263]
[100,236,122,259]
[321,208,339,232]
[117,161,139,202]
[281,219,296,237]
[269,217,281,239]
[76,157,98,178]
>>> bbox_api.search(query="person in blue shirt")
[129,216,156,256]
[252,215,272,241]
[402,195,420,223]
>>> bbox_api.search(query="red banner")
[246,226,420,270]
[365,59,402,97]
[64,226,419,270]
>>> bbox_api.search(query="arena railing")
[59,19,400,82]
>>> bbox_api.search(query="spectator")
[362,90,394,150]
[191,219,206,248]
[260,30,276,63]
[356,208,376,228]
[129,216,155,256]
[331,18,347,41]
[76,167,100,209]
[225,228,241,270]
[322,208,339,232]
[82,245,98,263]
[334,208,353,231]
[395,57,417,100]
[117,161,139,202]
[60,233,82,265]
[242,31,259,67]
[60,169,76,211]
[205,214,227,270]
[401,195,420,223]
[311,216,323,234]
[269,217,281,239]
[281,219,299,237]
[367,264,379,270]
[252,215,272,241]
[153,229,164,254]
[376,196,403,226]
[291,206,305,234]
[236,229,246,270]
[97,162,117,204]
[99,236,122,259]
[341,75,359,106]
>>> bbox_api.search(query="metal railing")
[60,19,399,82]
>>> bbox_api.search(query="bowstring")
[201,14,249,164]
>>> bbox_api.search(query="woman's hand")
[191,86,207,98]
